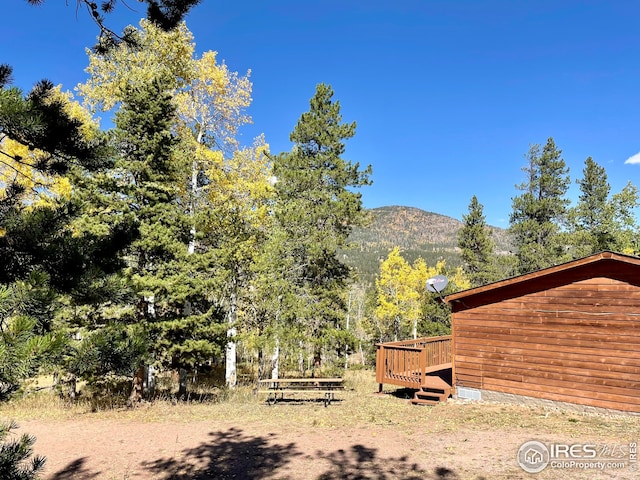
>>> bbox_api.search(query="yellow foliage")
[78,19,196,112]
[375,247,419,338]
[204,135,273,232]
[78,18,256,221]
[78,19,253,154]
[0,86,94,208]
[374,249,472,339]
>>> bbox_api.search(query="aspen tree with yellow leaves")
[374,248,470,341]
[375,247,417,341]
[0,2,201,473]
[77,20,270,390]
[0,86,95,209]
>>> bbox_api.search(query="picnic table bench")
[257,378,344,407]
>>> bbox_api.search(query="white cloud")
[624,152,640,165]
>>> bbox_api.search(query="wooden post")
[376,344,383,392]
[420,345,428,387]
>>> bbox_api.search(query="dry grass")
[2,369,638,442]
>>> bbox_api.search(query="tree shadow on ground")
[47,428,469,479]
[138,428,466,480]
[49,457,101,480]
[141,427,300,479]
[317,444,460,480]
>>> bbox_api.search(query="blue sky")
[3,1,640,226]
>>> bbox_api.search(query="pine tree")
[112,76,227,389]
[509,138,570,274]
[568,157,639,256]
[0,420,45,480]
[78,20,268,389]
[270,83,371,369]
[458,195,495,286]
[23,0,200,53]
[568,157,613,256]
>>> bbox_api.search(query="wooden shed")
[445,251,640,413]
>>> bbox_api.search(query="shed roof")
[445,251,640,312]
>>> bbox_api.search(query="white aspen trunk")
[225,331,237,387]
[271,337,280,380]
[143,365,156,401]
[188,128,204,256]
[299,340,305,375]
[187,157,198,256]
[344,292,351,370]
[394,316,399,342]
[413,319,417,340]
[225,280,238,388]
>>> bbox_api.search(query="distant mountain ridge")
[344,206,511,283]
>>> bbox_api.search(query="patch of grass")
[2,369,639,443]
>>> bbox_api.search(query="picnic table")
[257,377,344,407]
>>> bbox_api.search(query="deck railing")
[375,335,452,390]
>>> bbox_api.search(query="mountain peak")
[345,206,510,282]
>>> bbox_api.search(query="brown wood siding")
[452,277,640,412]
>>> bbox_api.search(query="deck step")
[411,375,451,406]
[413,391,442,401]
[411,397,439,406]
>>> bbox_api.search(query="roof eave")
[444,251,640,305]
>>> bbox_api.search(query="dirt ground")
[18,408,638,480]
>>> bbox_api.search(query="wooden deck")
[375,335,452,405]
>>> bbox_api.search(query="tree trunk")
[225,332,237,387]
[298,340,305,375]
[178,368,188,400]
[312,347,322,378]
[187,127,204,255]
[271,338,279,380]
[344,294,351,370]
[257,348,264,380]
[64,373,77,401]
[225,278,238,388]
[128,366,145,407]
[187,158,198,256]
[394,316,399,342]
[143,365,156,401]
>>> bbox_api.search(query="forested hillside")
[345,206,511,283]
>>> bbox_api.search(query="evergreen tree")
[458,195,495,286]
[23,0,200,53]
[568,157,639,256]
[112,76,226,387]
[0,70,133,295]
[270,83,371,368]
[0,420,45,480]
[0,278,65,402]
[509,138,570,274]
[78,20,268,389]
